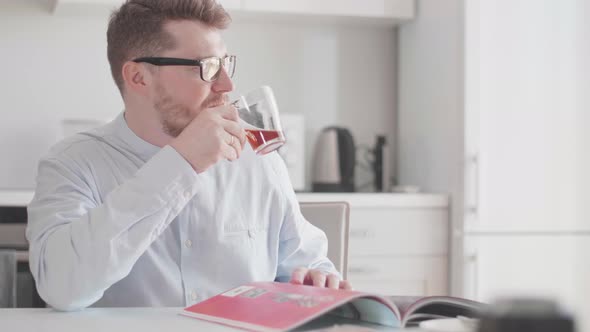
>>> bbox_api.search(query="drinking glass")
[231,86,286,155]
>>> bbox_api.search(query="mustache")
[205,94,229,108]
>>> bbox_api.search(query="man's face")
[151,20,234,137]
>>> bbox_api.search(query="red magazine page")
[181,282,388,332]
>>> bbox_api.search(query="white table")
[0,308,424,332]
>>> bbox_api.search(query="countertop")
[0,307,423,332]
[0,190,449,208]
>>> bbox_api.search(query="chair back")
[299,201,350,279]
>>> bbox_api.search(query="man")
[26,0,350,311]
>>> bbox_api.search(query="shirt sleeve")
[265,153,340,282]
[26,145,201,311]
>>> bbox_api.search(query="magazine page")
[399,296,484,327]
[298,296,401,330]
[386,296,423,318]
[182,282,400,332]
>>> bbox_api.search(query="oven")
[0,191,45,308]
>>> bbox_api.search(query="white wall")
[0,2,397,190]
[223,19,397,191]
[397,0,464,294]
[0,2,122,189]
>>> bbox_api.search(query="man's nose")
[212,68,234,93]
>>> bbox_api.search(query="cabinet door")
[348,207,448,256]
[242,0,414,18]
[464,0,588,232]
[348,256,447,296]
[217,0,242,10]
[463,235,587,309]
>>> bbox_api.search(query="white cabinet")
[242,0,414,19]
[462,0,586,233]
[51,0,241,12]
[348,256,447,296]
[397,0,589,310]
[7,189,449,297]
[297,193,450,296]
[463,235,585,307]
[50,0,415,24]
[217,0,242,11]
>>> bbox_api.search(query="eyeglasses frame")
[132,55,236,82]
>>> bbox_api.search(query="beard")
[153,83,227,137]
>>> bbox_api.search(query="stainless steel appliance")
[0,196,44,308]
[311,127,356,192]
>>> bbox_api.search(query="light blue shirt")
[26,113,336,311]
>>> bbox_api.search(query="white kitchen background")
[0,1,397,191]
[397,0,589,329]
[1,0,589,329]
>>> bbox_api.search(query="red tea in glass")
[232,86,285,155]
[245,129,286,155]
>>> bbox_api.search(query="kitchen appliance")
[311,127,356,192]
[372,135,391,192]
[0,191,45,308]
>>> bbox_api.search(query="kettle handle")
[336,128,356,186]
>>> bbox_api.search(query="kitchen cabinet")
[297,193,449,296]
[51,0,415,24]
[462,235,584,305]
[3,190,449,297]
[241,0,414,20]
[397,0,589,310]
[217,0,242,10]
[50,0,241,14]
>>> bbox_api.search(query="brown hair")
[107,0,231,94]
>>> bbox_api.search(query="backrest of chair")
[0,249,17,308]
[299,201,350,279]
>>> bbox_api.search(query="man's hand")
[290,267,352,290]
[170,105,246,173]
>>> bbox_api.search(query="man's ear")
[122,61,152,96]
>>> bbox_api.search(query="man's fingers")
[310,270,327,288]
[221,140,238,161]
[290,268,352,290]
[339,280,353,290]
[326,274,340,289]
[290,267,308,285]
[227,135,242,159]
[219,104,240,121]
[223,120,246,147]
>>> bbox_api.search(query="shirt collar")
[111,112,161,160]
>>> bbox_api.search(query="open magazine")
[181,282,484,331]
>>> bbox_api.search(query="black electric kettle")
[311,127,356,192]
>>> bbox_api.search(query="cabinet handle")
[349,229,373,238]
[347,266,376,274]
[465,154,479,219]
[464,254,479,300]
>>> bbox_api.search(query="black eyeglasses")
[132,55,236,83]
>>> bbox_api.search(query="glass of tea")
[231,86,286,155]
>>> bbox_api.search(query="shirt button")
[185,239,192,248]
[184,191,191,200]
[191,291,198,301]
